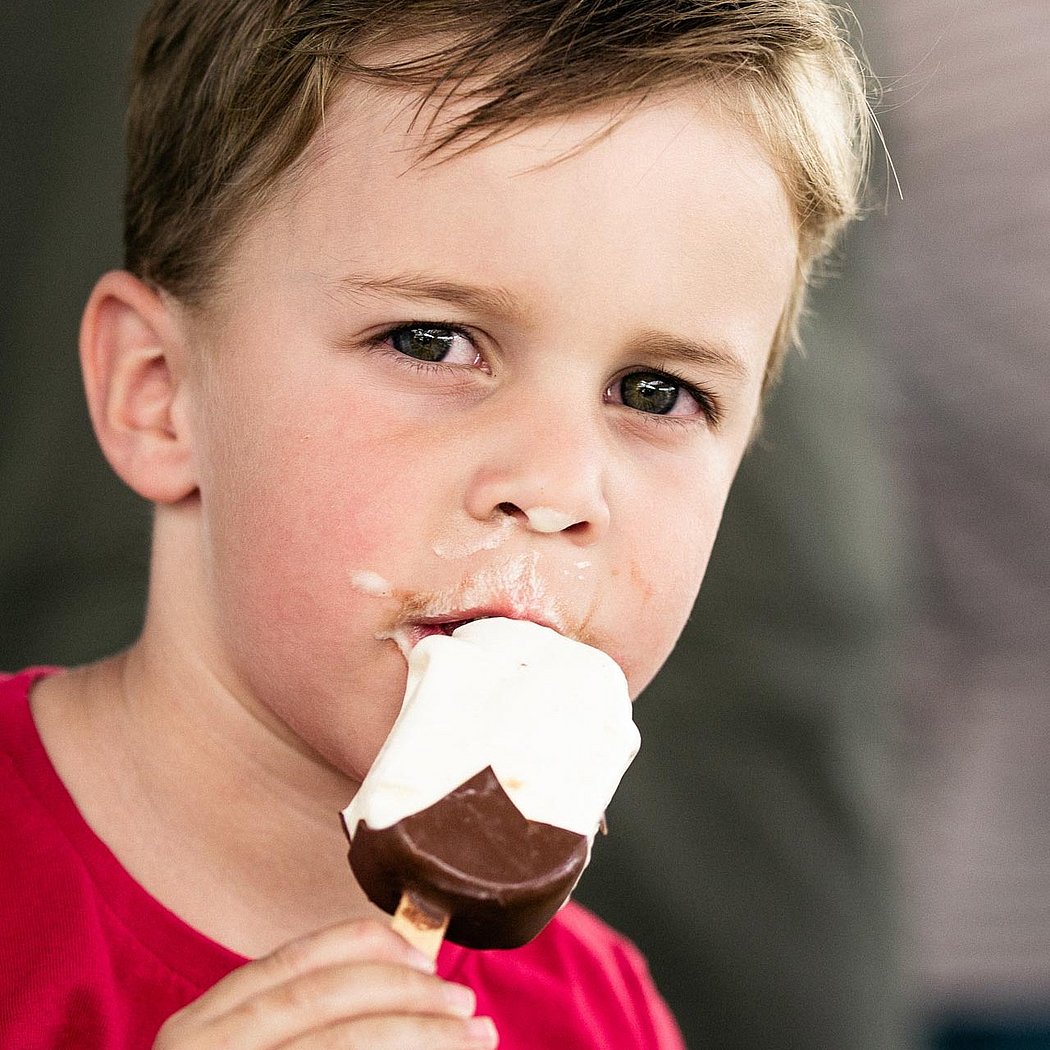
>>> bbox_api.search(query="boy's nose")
[463,416,611,547]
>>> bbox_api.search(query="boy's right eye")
[386,323,480,367]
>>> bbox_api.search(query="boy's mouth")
[415,617,476,640]
[396,607,569,657]
[377,614,504,660]
[377,554,575,658]
[412,608,559,641]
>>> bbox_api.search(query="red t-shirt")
[0,669,684,1049]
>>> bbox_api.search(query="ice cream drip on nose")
[432,505,578,558]
[524,506,577,533]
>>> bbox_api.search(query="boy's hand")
[152,919,498,1049]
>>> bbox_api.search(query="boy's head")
[125,0,869,388]
[82,1,870,781]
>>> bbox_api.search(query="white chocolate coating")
[342,618,638,838]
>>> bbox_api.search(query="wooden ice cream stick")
[391,888,450,962]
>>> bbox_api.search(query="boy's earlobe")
[80,270,198,504]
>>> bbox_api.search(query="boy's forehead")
[299,76,789,214]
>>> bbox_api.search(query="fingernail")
[444,981,477,1017]
[466,1016,499,1048]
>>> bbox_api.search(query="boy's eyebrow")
[338,272,524,320]
[630,330,752,381]
[339,272,752,380]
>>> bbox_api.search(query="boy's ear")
[79,270,198,504]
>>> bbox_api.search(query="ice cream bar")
[341,617,639,950]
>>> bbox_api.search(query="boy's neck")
[30,645,379,958]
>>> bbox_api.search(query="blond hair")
[125,0,871,383]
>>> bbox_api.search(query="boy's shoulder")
[0,665,54,692]
[0,666,59,755]
[440,901,685,1050]
[0,665,242,1048]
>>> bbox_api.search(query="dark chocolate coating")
[348,766,589,949]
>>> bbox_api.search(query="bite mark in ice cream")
[342,616,639,949]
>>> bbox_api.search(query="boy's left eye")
[386,323,480,366]
[607,370,715,421]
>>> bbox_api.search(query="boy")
[0,1,869,1047]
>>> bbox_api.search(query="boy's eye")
[620,373,679,414]
[610,370,712,420]
[387,323,478,366]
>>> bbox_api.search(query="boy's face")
[178,84,796,781]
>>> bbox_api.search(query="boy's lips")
[394,553,568,637]
[390,606,628,686]
[375,591,618,674]
[408,608,566,645]
[372,552,601,658]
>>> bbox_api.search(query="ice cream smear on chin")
[341,617,639,949]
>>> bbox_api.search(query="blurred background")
[2,2,1047,1047]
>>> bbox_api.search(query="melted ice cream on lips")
[342,616,639,949]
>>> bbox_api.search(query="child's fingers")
[279,1012,499,1050]
[172,918,432,1026]
[192,962,477,1049]
[153,918,449,1048]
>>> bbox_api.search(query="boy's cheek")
[611,524,718,694]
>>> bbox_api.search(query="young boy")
[0,1,869,1047]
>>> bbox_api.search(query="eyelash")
[368,322,722,428]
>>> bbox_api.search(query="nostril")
[497,501,527,521]
[494,502,590,536]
